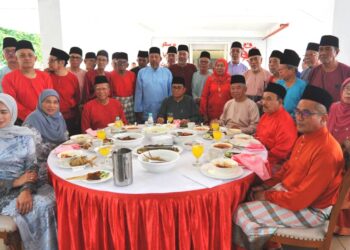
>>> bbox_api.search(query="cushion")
[0,215,17,232]
[274,221,329,241]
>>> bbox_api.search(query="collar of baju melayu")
[302,126,328,140]
[267,106,284,117]
[173,95,184,103]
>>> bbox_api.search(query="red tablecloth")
[50,170,254,250]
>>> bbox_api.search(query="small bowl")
[210,158,239,175]
[138,149,180,173]
[123,125,142,133]
[172,129,197,144]
[143,126,169,138]
[211,142,233,151]
[193,126,210,135]
[70,134,92,145]
[113,132,144,148]
[233,133,253,140]
[227,128,242,136]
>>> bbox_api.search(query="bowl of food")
[123,124,143,133]
[113,132,144,148]
[227,128,242,136]
[193,126,210,135]
[143,126,169,138]
[210,158,239,175]
[211,142,233,151]
[233,133,253,140]
[70,134,93,145]
[138,149,180,173]
[172,129,197,144]
[57,150,84,160]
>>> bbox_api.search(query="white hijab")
[0,93,33,139]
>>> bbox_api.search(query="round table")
[48,135,265,250]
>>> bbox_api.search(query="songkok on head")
[178,44,189,52]
[85,52,96,59]
[300,85,333,111]
[50,47,70,62]
[306,42,319,52]
[15,40,34,52]
[280,49,300,67]
[248,48,261,57]
[116,52,128,60]
[264,83,286,100]
[149,47,160,55]
[269,50,283,60]
[167,46,177,54]
[112,52,119,60]
[231,41,242,49]
[172,76,185,86]
[69,47,82,56]
[3,37,17,49]
[230,75,246,85]
[138,50,148,58]
[95,75,109,85]
[97,50,108,59]
[320,35,339,48]
[200,51,211,59]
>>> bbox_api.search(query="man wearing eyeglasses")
[308,35,350,101]
[228,41,248,76]
[255,83,297,173]
[110,52,136,123]
[82,50,111,104]
[300,42,319,82]
[157,76,200,124]
[0,37,18,93]
[67,47,86,100]
[48,47,81,135]
[2,40,53,124]
[233,85,344,250]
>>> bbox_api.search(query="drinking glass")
[96,129,106,140]
[167,113,174,124]
[98,146,111,165]
[213,130,222,142]
[211,122,219,131]
[192,143,204,167]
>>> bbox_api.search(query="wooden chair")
[270,165,350,250]
[0,215,22,250]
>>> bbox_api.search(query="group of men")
[0,34,349,249]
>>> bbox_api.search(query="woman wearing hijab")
[200,58,231,122]
[0,93,58,250]
[328,77,350,235]
[23,89,68,184]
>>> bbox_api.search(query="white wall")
[333,0,350,65]
[266,0,335,70]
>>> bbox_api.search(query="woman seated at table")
[23,89,68,184]
[0,93,58,250]
[328,77,350,235]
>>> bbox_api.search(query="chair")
[269,164,350,250]
[0,215,22,250]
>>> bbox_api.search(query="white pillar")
[333,0,350,65]
[37,0,63,67]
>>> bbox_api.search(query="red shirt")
[81,98,127,132]
[110,70,136,97]
[200,75,231,121]
[2,69,53,121]
[265,127,344,211]
[255,107,297,170]
[50,71,80,119]
[82,70,111,103]
[169,63,197,96]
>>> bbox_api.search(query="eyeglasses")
[172,85,184,90]
[294,108,324,118]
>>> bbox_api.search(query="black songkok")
[300,85,333,111]
[264,83,286,100]
[230,75,246,85]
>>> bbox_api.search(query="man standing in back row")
[0,37,18,92]
[228,41,248,75]
[169,44,197,96]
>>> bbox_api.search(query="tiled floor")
[0,236,349,249]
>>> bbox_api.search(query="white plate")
[132,145,183,156]
[57,150,84,159]
[231,138,260,147]
[82,170,113,183]
[200,163,244,180]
